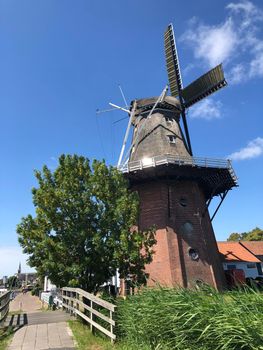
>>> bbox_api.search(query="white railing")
[62,287,116,342]
[119,154,237,183]
[0,291,11,327]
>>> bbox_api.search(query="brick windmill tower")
[107,24,238,290]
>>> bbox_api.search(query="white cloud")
[227,137,263,160]
[182,0,263,82]
[227,0,263,28]
[189,98,222,120]
[227,63,247,84]
[249,50,263,78]
[181,18,238,67]
[0,246,34,277]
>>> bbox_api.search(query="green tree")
[244,227,263,241]
[227,227,263,241]
[7,275,20,289]
[17,155,156,293]
[227,233,242,241]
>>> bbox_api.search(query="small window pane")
[168,135,176,144]
[247,263,256,269]
[227,264,236,270]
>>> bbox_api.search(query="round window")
[188,248,199,261]
[181,222,194,235]
[179,197,187,207]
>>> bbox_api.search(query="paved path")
[8,322,75,350]
[6,293,75,350]
[6,311,72,327]
[9,292,42,313]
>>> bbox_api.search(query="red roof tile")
[240,241,263,256]
[217,241,260,262]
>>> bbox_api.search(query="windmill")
[104,24,237,291]
[115,24,227,169]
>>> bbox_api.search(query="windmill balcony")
[119,154,238,199]
[120,154,234,175]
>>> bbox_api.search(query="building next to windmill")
[115,24,238,291]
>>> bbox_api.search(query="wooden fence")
[62,287,116,342]
[0,291,11,327]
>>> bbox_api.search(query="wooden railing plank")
[0,291,11,326]
[74,309,116,340]
[62,287,116,342]
[63,287,116,311]
[77,299,115,326]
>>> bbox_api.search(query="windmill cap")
[131,95,181,119]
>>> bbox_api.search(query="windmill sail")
[181,64,227,108]
[164,24,183,97]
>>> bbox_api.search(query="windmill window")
[188,248,199,261]
[165,117,173,124]
[179,197,187,207]
[181,222,194,235]
[168,135,176,144]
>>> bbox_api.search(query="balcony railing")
[119,154,237,184]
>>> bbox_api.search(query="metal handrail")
[119,154,237,183]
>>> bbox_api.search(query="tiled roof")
[217,241,261,262]
[241,241,263,256]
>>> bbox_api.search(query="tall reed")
[116,286,263,350]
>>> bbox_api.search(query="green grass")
[116,286,263,350]
[0,327,15,350]
[68,320,115,350]
[68,319,144,350]
[69,287,263,350]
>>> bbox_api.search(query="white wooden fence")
[0,291,11,327]
[62,287,116,342]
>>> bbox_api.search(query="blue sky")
[0,0,262,277]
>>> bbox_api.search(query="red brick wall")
[133,179,226,290]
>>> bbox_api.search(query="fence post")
[90,300,93,333]
[110,310,114,344]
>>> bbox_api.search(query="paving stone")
[7,293,75,350]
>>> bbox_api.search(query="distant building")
[217,241,263,279]
[0,276,8,287]
[15,263,37,286]
[17,273,38,286]
[43,276,56,292]
[18,262,21,275]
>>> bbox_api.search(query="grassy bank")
[116,287,263,350]
[0,327,15,350]
[68,320,145,350]
[69,287,263,350]
[68,320,113,350]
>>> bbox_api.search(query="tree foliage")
[227,227,263,241]
[17,155,156,293]
[7,275,21,289]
